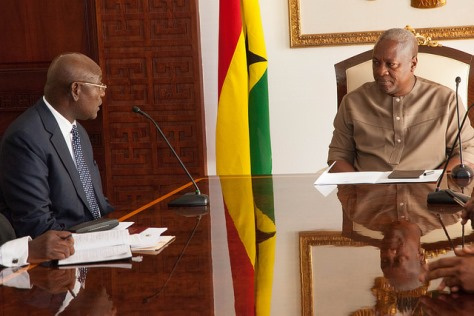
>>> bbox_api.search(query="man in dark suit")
[0,52,114,238]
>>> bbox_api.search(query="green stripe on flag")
[249,69,271,175]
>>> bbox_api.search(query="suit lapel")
[36,101,91,211]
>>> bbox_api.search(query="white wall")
[199,0,474,175]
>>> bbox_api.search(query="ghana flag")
[217,0,276,315]
[216,0,272,176]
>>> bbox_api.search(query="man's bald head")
[44,53,102,101]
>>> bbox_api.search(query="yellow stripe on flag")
[220,176,256,265]
[216,33,251,175]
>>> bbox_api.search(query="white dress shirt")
[43,96,77,164]
[0,236,31,267]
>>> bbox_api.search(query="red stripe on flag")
[218,0,243,97]
[224,204,255,315]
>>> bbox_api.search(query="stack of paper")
[58,230,132,265]
[130,228,175,255]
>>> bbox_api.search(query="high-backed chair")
[335,45,474,118]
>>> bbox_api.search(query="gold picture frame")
[288,0,474,47]
[299,230,452,316]
[299,231,370,316]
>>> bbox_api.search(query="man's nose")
[374,65,388,77]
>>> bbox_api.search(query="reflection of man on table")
[380,219,425,291]
[328,28,474,172]
[1,265,116,315]
[337,183,462,237]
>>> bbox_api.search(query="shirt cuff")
[0,236,31,267]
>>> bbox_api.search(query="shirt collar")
[43,96,77,134]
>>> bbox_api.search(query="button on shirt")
[328,77,474,171]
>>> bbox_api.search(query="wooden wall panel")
[0,0,99,134]
[95,0,207,210]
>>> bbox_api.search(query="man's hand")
[420,293,474,316]
[462,199,474,226]
[423,255,474,293]
[454,245,474,257]
[28,266,76,294]
[28,230,75,263]
[328,160,356,173]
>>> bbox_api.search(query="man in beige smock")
[328,28,474,172]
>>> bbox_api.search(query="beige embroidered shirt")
[328,77,474,171]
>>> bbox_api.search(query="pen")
[452,196,466,207]
[423,170,434,176]
[445,190,466,207]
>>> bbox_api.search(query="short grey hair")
[375,28,418,56]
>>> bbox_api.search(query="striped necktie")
[71,125,101,219]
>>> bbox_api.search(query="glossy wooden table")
[1,174,474,315]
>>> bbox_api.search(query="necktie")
[78,267,88,287]
[71,125,101,219]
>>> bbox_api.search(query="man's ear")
[411,56,418,72]
[70,82,80,101]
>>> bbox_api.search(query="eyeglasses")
[76,81,107,91]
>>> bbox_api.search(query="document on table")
[58,230,132,265]
[314,168,442,185]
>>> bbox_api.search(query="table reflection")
[1,265,116,315]
[303,181,474,315]
[337,183,465,241]
[419,292,474,315]
[4,175,474,315]
[380,219,425,292]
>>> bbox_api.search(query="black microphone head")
[456,76,461,84]
[132,106,141,113]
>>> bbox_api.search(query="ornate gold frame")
[299,231,369,316]
[288,0,474,47]
[299,231,449,315]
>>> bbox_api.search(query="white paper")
[313,184,337,197]
[112,221,134,230]
[129,228,168,249]
[57,230,132,265]
[131,236,176,254]
[72,229,130,251]
[58,244,131,265]
[314,169,442,185]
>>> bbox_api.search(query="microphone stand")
[451,77,474,183]
[132,106,208,207]
[427,103,474,205]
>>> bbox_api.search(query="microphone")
[427,102,474,204]
[132,106,208,207]
[451,76,474,182]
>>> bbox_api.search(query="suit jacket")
[0,212,15,246]
[0,99,114,238]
